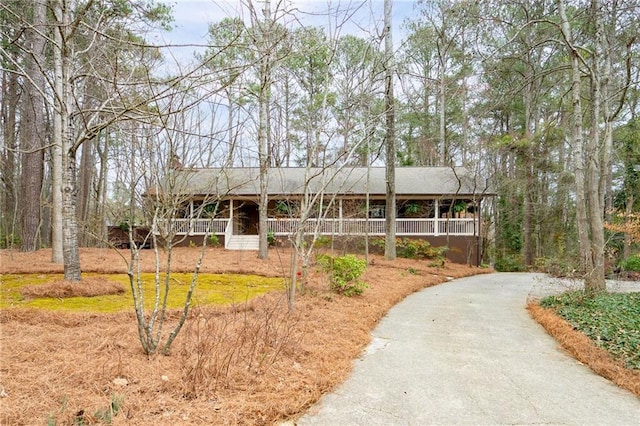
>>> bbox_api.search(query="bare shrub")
[179,294,302,398]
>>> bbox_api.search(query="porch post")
[434,198,439,236]
[477,199,482,265]
[339,199,343,234]
[229,199,234,232]
[189,200,194,235]
[476,200,480,237]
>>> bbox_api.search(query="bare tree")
[18,0,46,251]
[383,0,396,260]
[558,0,604,293]
[247,0,277,260]
[1,0,197,280]
[0,23,19,249]
[120,84,237,354]
[50,0,69,265]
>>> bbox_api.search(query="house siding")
[167,234,483,266]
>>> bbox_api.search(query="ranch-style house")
[153,166,494,265]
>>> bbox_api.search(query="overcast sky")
[152,0,419,65]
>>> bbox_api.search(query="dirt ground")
[0,247,635,425]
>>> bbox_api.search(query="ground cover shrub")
[316,254,368,296]
[541,291,640,370]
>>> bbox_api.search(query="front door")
[235,201,260,235]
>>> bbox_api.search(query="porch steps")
[226,235,259,250]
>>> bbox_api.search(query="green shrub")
[396,238,446,260]
[317,254,368,296]
[370,238,385,253]
[0,233,20,249]
[371,238,446,262]
[267,230,276,246]
[494,254,525,272]
[428,259,445,268]
[313,235,332,248]
[397,238,419,258]
[620,255,640,272]
[209,234,220,246]
[534,256,579,277]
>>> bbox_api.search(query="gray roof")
[161,167,493,198]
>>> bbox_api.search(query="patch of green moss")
[0,274,59,305]
[0,273,284,313]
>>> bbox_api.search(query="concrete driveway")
[296,273,640,425]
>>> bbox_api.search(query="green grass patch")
[0,273,284,313]
[541,291,640,370]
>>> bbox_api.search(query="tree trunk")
[52,0,81,280]
[584,0,606,293]
[94,134,109,246]
[383,0,396,260]
[226,88,236,166]
[622,193,633,259]
[20,1,46,251]
[256,0,272,260]
[1,64,18,249]
[438,62,446,165]
[19,0,47,252]
[62,149,81,281]
[51,0,66,263]
[284,78,292,167]
[523,78,534,268]
[77,137,94,246]
[558,0,593,277]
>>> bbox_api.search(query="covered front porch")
[156,197,481,250]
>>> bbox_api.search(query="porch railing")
[268,218,477,236]
[156,218,229,235]
[157,217,478,237]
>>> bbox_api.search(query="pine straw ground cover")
[0,247,488,425]
[1,248,638,425]
[528,301,640,398]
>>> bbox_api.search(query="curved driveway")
[297,273,640,425]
